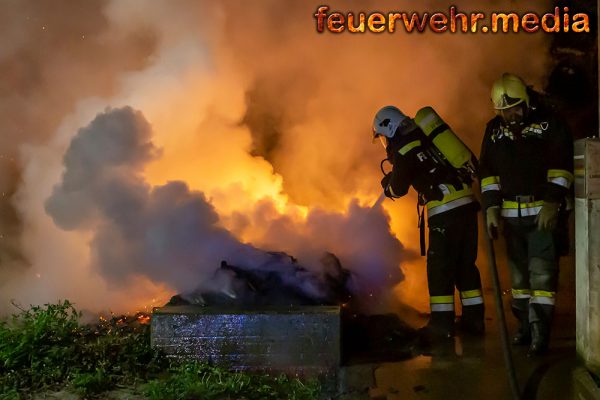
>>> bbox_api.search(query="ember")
[137,313,152,325]
[94,311,153,333]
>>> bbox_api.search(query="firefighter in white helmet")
[479,73,573,356]
[373,105,484,340]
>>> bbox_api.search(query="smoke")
[41,106,405,311]
[0,0,555,313]
[0,0,157,298]
[225,198,409,296]
[218,0,551,208]
[0,0,157,160]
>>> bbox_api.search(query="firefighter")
[373,106,484,339]
[479,73,573,356]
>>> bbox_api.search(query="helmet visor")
[372,127,379,143]
[494,94,524,110]
[371,129,389,149]
[379,135,388,149]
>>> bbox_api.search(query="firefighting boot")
[416,318,454,356]
[418,312,455,343]
[512,320,531,345]
[527,322,549,357]
[511,302,531,345]
[527,296,554,357]
[459,303,485,337]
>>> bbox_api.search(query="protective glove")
[536,201,560,231]
[380,174,395,198]
[486,206,501,240]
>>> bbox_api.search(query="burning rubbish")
[168,252,353,307]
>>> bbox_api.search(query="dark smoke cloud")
[44,107,406,309]
[45,107,242,292]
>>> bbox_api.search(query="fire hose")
[370,158,394,210]
[483,221,522,400]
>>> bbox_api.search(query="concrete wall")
[575,138,600,378]
[151,305,340,378]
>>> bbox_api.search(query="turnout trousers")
[426,205,484,333]
[503,216,559,343]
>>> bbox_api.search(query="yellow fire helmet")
[491,73,530,110]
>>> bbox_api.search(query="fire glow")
[0,0,553,316]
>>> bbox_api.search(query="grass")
[143,363,321,400]
[0,301,322,399]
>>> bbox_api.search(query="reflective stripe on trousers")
[460,289,483,306]
[512,288,555,305]
[530,290,556,306]
[430,295,454,312]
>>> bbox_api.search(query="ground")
[338,249,578,400]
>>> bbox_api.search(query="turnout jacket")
[479,104,573,218]
[383,126,476,219]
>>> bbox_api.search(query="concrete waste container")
[151,305,340,378]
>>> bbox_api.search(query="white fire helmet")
[372,106,409,148]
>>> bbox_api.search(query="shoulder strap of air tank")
[417,200,426,257]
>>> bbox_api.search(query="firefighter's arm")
[382,134,427,198]
[542,117,574,203]
[479,123,502,211]
[385,137,444,202]
[382,149,411,198]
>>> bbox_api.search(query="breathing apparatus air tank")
[414,106,474,172]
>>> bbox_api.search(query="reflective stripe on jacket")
[427,183,475,218]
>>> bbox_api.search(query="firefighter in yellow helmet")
[373,106,484,340]
[479,73,574,356]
